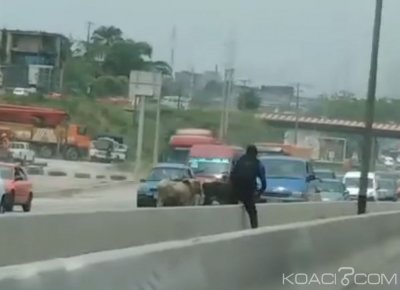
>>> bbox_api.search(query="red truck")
[0,104,91,160]
[188,144,244,182]
[164,128,221,164]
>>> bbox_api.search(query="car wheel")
[22,193,33,212]
[1,192,14,212]
[0,195,6,214]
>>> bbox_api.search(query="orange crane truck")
[0,104,91,160]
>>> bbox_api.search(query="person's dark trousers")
[233,186,258,229]
[240,194,258,228]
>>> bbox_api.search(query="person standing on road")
[229,145,266,229]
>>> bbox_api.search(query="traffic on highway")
[3,0,400,289]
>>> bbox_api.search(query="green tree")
[62,25,171,96]
[63,56,97,95]
[103,40,171,76]
[91,26,123,46]
[237,89,261,110]
[92,75,128,97]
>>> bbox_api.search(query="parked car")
[377,178,397,202]
[314,169,336,180]
[136,163,195,207]
[343,171,378,201]
[258,156,321,202]
[9,142,35,163]
[12,87,30,96]
[0,163,33,213]
[318,178,349,201]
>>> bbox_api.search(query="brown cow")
[157,178,203,207]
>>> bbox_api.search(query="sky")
[1,0,400,97]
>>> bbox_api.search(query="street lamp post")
[294,83,300,145]
[358,0,383,215]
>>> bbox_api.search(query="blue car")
[136,163,195,207]
[258,156,321,202]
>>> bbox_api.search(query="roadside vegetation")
[0,95,283,163]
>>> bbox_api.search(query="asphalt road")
[35,158,121,175]
[9,182,138,215]
[344,254,400,290]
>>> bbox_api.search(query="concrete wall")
[1,202,400,267]
[2,210,400,290]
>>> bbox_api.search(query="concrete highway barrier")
[39,169,131,181]
[24,166,44,176]
[1,202,400,267]
[2,210,400,290]
[109,174,128,181]
[74,172,91,179]
[46,169,68,177]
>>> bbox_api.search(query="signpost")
[129,71,162,176]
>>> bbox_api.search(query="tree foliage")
[63,25,171,97]
[237,89,261,110]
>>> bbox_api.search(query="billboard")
[129,70,162,99]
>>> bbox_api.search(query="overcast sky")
[1,0,400,97]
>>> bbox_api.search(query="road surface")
[10,182,138,215]
[35,158,116,175]
[345,253,400,289]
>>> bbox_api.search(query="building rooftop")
[3,29,68,40]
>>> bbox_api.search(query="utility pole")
[223,68,234,139]
[294,83,300,145]
[170,26,177,76]
[153,90,161,165]
[358,0,383,215]
[134,96,146,177]
[86,21,94,46]
[219,28,236,141]
[219,69,228,140]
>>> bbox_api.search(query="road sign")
[129,71,162,98]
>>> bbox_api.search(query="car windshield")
[260,158,306,178]
[315,171,335,179]
[379,180,395,190]
[189,158,230,175]
[0,166,13,180]
[165,149,189,164]
[146,167,187,181]
[320,181,344,192]
[344,177,373,188]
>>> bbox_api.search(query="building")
[0,29,69,92]
[258,86,294,109]
[174,68,222,98]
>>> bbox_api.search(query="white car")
[343,171,378,201]
[9,142,35,163]
[12,88,30,96]
[383,156,394,167]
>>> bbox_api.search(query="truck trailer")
[0,104,91,160]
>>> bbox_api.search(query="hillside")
[0,96,284,161]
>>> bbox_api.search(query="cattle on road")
[157,179,203,207]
